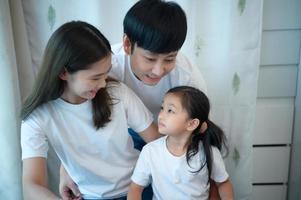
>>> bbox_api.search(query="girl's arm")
[216,179,234,200]
[209,180,221,200]
[127,182,144,200]
[137,122,160,143]
[23,157,61,200]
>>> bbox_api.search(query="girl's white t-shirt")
[131,136,229,200]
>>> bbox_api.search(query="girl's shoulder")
[143,136,167,151]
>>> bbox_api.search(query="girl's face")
[158,93,192,136]
[61,55,112,104]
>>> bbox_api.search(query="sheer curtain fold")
[0,1,262,199]
[0,0,23,199]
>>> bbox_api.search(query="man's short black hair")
[123,0,187,54]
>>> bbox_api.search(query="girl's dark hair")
[123,0,187,53]
[21,21,113,129]
[166,86,228,182]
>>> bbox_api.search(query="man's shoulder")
[173,52,196,75]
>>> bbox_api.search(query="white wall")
[252,0,301,199]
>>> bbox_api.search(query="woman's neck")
[61,89,86,104]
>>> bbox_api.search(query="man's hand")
[59,165,82,200]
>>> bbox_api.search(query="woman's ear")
[123,34,132,55]
[187,118,200,132]
[59,68,68,80]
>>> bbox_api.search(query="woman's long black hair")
[167,86,228,182]
[21,21,114,129]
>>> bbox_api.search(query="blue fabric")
[128,128,146,151]
[84,197,126,200]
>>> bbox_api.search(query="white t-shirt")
[21,82,153,199]
[110,43,207,120]
[131,136,229,200]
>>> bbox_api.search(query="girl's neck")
[166,133,191,157]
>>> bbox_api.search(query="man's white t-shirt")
[131,136,229,200]
[21,82,153,199]
[110,43,207,119]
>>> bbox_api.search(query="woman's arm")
[23,157,61,200]
[137,122,160,143]
[127,182,144,200]
[217,179,234,200]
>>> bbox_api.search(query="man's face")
[129,45,177,85]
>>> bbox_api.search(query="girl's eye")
[160,106,163,110]
[167,109,173,113]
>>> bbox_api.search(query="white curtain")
[0,0,262,199]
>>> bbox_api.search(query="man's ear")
[187,118,200,132]
[123,34,132,55]
[59,68,68,80]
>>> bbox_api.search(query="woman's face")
[60,55,112,104]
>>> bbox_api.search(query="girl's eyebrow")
[166,103,176,108]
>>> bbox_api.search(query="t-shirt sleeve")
[210,147,229,183]
[21,116,49,160]
[131,145,152,187]
[122,83,153,133]
[176,52,208,95]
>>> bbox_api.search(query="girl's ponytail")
[200,120,228,182]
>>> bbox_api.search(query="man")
[60,1,217,199]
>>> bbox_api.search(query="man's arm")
[23,157,61,200]
[137,122,160,143]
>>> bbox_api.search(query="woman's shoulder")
[22,100,58,127]
[106,80,140,101]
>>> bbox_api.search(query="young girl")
[128,86,234,200]
[21,21,159,200]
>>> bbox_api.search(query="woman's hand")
[59,165,82,200]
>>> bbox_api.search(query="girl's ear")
[200,121,208,134]
[59,68,68,80]
[123,34,132,55]
[187,118,200,132]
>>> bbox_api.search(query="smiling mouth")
[146,74,161,80]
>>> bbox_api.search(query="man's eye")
[146,57,155,62]
[165,59,175,63]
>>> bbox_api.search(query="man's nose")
[151,62,164,76]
